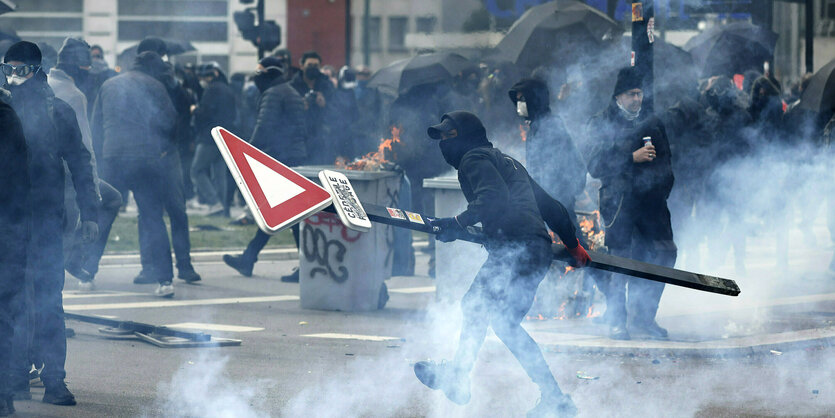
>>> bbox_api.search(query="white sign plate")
[318,170,372,233]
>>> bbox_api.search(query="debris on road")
[576,371,599,380]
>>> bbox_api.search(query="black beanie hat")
[137,37,167,56]
[613,66,643,97]
[57,37,92,67]
[4,41,42,65]
[259,56,284,70]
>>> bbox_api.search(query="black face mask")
[304,67,321,81]
[439,135,487,169]
[253,72,278,93]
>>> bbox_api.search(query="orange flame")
[336,125,401,171]
[519,123,528,142]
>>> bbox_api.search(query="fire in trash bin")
[336,125,401,171]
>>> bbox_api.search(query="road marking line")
[302,333,400,342]
[62,291,143,299]
[165,322,264,332]
[64,295,299,311]
[389,286,436,294]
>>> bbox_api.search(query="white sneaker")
[77,280,95,291]
[154,282,175,298]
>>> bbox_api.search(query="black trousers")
[0,226,27,396]
[65,179,123,277]
[452,238,562,392]
[103,158,173,281]
[12,206,67,381]
[139,151,193,272]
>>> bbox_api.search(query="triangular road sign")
[212,127,332,234]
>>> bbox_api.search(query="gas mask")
[516,100,528,118]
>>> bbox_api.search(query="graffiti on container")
[305,212,362,242]
[302,219,349,283]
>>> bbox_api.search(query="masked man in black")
[586,67,676,341]
[413,111,590,417]
[4,41,98,406]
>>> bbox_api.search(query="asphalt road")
[7,251,831,417]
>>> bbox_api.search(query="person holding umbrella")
[413,111,590,417]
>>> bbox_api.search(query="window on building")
[388,16,408,52]
[416,16,437,34]
[823,0,835,19]
[367,16,381,52]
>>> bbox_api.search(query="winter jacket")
[193,78,237,144]
[9,73,98,222]
[586,101,674,247]
[0,100,31,253]
[250,79,307,164]
[456,145,578,247]
[509,79,586,208]
[91,69,176,163]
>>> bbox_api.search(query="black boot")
[280,267,299,283]
[177,266,202,283]
[10,376,29,401]
[0,395,13,417]
[133,270,157,284]
[223,254,253,277]
[42,378,76,406]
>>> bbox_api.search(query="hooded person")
[585,66,676,341]
[3,40,99,406]
[49,37,127,291]
[413,111,590,417]
[0,95,31,417]
[508,77,586,221]
[91,49,182,296]
[223,56,308,281]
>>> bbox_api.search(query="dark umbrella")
[117,38,197,69]
[366,52,477,97]
[492,0,622,71]
[684,21,778,77]
[798,58,835,114]
[0,0,16,15]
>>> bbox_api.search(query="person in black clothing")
[131,39,202,285]
[190,62,237,216]
[4,41,98,406]
[273,49,300,82]
[223,57,307,280]
[290,51,335,164]
[413,111,590,418]
[508,78,586,224]
[0,98,30,417]
[586,67,676,341]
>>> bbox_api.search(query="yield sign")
[212,127,332,234]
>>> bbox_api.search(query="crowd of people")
[0,28,833,415]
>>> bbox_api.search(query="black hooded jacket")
[509,78,586,208]
[193,77,237,144]
[251,76,307,165]
[0,100,31,256]
[586,101,674,246]
[437,111,577,246]
[10,72,97,222]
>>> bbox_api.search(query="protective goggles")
[1,63,41,77]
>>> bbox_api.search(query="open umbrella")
[684,21,778,77]
[366,52,477,97]
[117,38,196,69]
[0,0,16,15]
[492,0,622,71]
[798,58,835,114]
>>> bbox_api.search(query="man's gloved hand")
[566,238,591,267]
[430,217,465,243]
[80,221,99,244]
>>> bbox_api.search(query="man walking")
[413,111,590,417]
